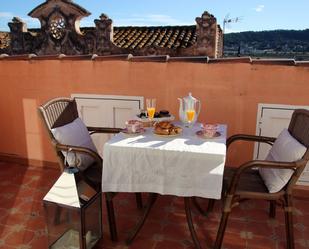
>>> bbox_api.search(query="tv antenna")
[223,14,242,34]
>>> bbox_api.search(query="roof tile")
[0,32,10,50]
[113,26,196,49]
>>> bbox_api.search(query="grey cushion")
[259,129,306,193]
[51,118,98,171]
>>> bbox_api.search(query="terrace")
[0,1,309,249]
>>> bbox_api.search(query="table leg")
[184,197,202,249]
[126,193,158,245]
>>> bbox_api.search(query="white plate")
[136,115,175,123]
[121,128,146,136]
[196,130,221,139]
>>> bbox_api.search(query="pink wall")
[0,60,309,167]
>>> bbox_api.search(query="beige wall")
[0,60,309,168]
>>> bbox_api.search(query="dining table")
[102,122,227,249]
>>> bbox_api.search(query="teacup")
[201,124,218,137]
[125,120,143,133]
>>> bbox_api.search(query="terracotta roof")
[0,32,10,50]
[113,25,197,49]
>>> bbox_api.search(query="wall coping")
[1,53,309,67]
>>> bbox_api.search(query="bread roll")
[154,121,182,135]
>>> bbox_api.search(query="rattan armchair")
[213,109,309,249]
[38,97,142,241]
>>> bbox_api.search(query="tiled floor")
[0,162,309,249]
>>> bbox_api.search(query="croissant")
[155,127,170,135]
[154,122,182,135]
[155,121,173,129]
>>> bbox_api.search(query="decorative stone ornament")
[26,0,91,54]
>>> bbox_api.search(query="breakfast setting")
[103,93,227,249]
[121,93,222,139]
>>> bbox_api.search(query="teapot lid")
[184,92,198,102]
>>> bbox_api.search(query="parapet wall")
[0,57,308,168]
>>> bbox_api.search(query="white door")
[254,104,309,186]
[72,94,143,157]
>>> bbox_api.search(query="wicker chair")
[214,109,309,249]
[38,97,143,241]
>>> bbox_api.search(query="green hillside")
[224,29,309,59]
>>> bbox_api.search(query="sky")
[0,0,309,33]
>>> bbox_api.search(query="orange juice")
[147,107,156,119]
[186,109,195,122]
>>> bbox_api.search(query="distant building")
[0,0,223,58]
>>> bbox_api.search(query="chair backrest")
[288,109,309,149]
[39,97,79,130]
[38,97,79,170]
[286,109,309,193]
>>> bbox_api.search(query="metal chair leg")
[105,194,118,241]
[214,211,231,249]
[193,197,208,217]
[284,196,295,249]
[184,197,202,249]
[192,198,215,217]
[126,193,158,245]
[135,193,143,209]
[269,200,276,218]
[207,199,215,213]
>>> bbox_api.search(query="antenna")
[222,14,243,57]
[223,14,242,34]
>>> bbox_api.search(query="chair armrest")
[53,141,102,166]
[227,159,306,194]
[227,134,276,148]
[87,126,122,135]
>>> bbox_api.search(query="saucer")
[121,128,146,136]
[196,130,221,139]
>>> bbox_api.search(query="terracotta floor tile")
[29,235,48,249]
[136,221,163,238]
[154,240,186,249]
[246,237,277,249]
[5,229,35,246]
[0,224,13,240]
[161,223,190,241]
[128,236,157,249]
[221,231,247,249]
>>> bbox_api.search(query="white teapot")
[178,93,201,126]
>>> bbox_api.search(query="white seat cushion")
[259,129,306,193]
[51,118,98,171]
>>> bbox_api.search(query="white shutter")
[72,94,143,157]
[254,104,309,186]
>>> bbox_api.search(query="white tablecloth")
[102,124,227,199]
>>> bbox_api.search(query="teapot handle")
[196,100,201,116]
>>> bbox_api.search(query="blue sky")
[0,0,308,33]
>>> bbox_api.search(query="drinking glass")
[146,98,156,120]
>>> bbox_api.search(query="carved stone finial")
[95,14,113,54]
[12,17,23,23]
[195,11,218,57]
[9,17,27,33]
[100,13,109,20]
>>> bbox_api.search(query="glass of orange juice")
[186,109,195,127]
[146,98,156,120]
[186,109,195,123]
